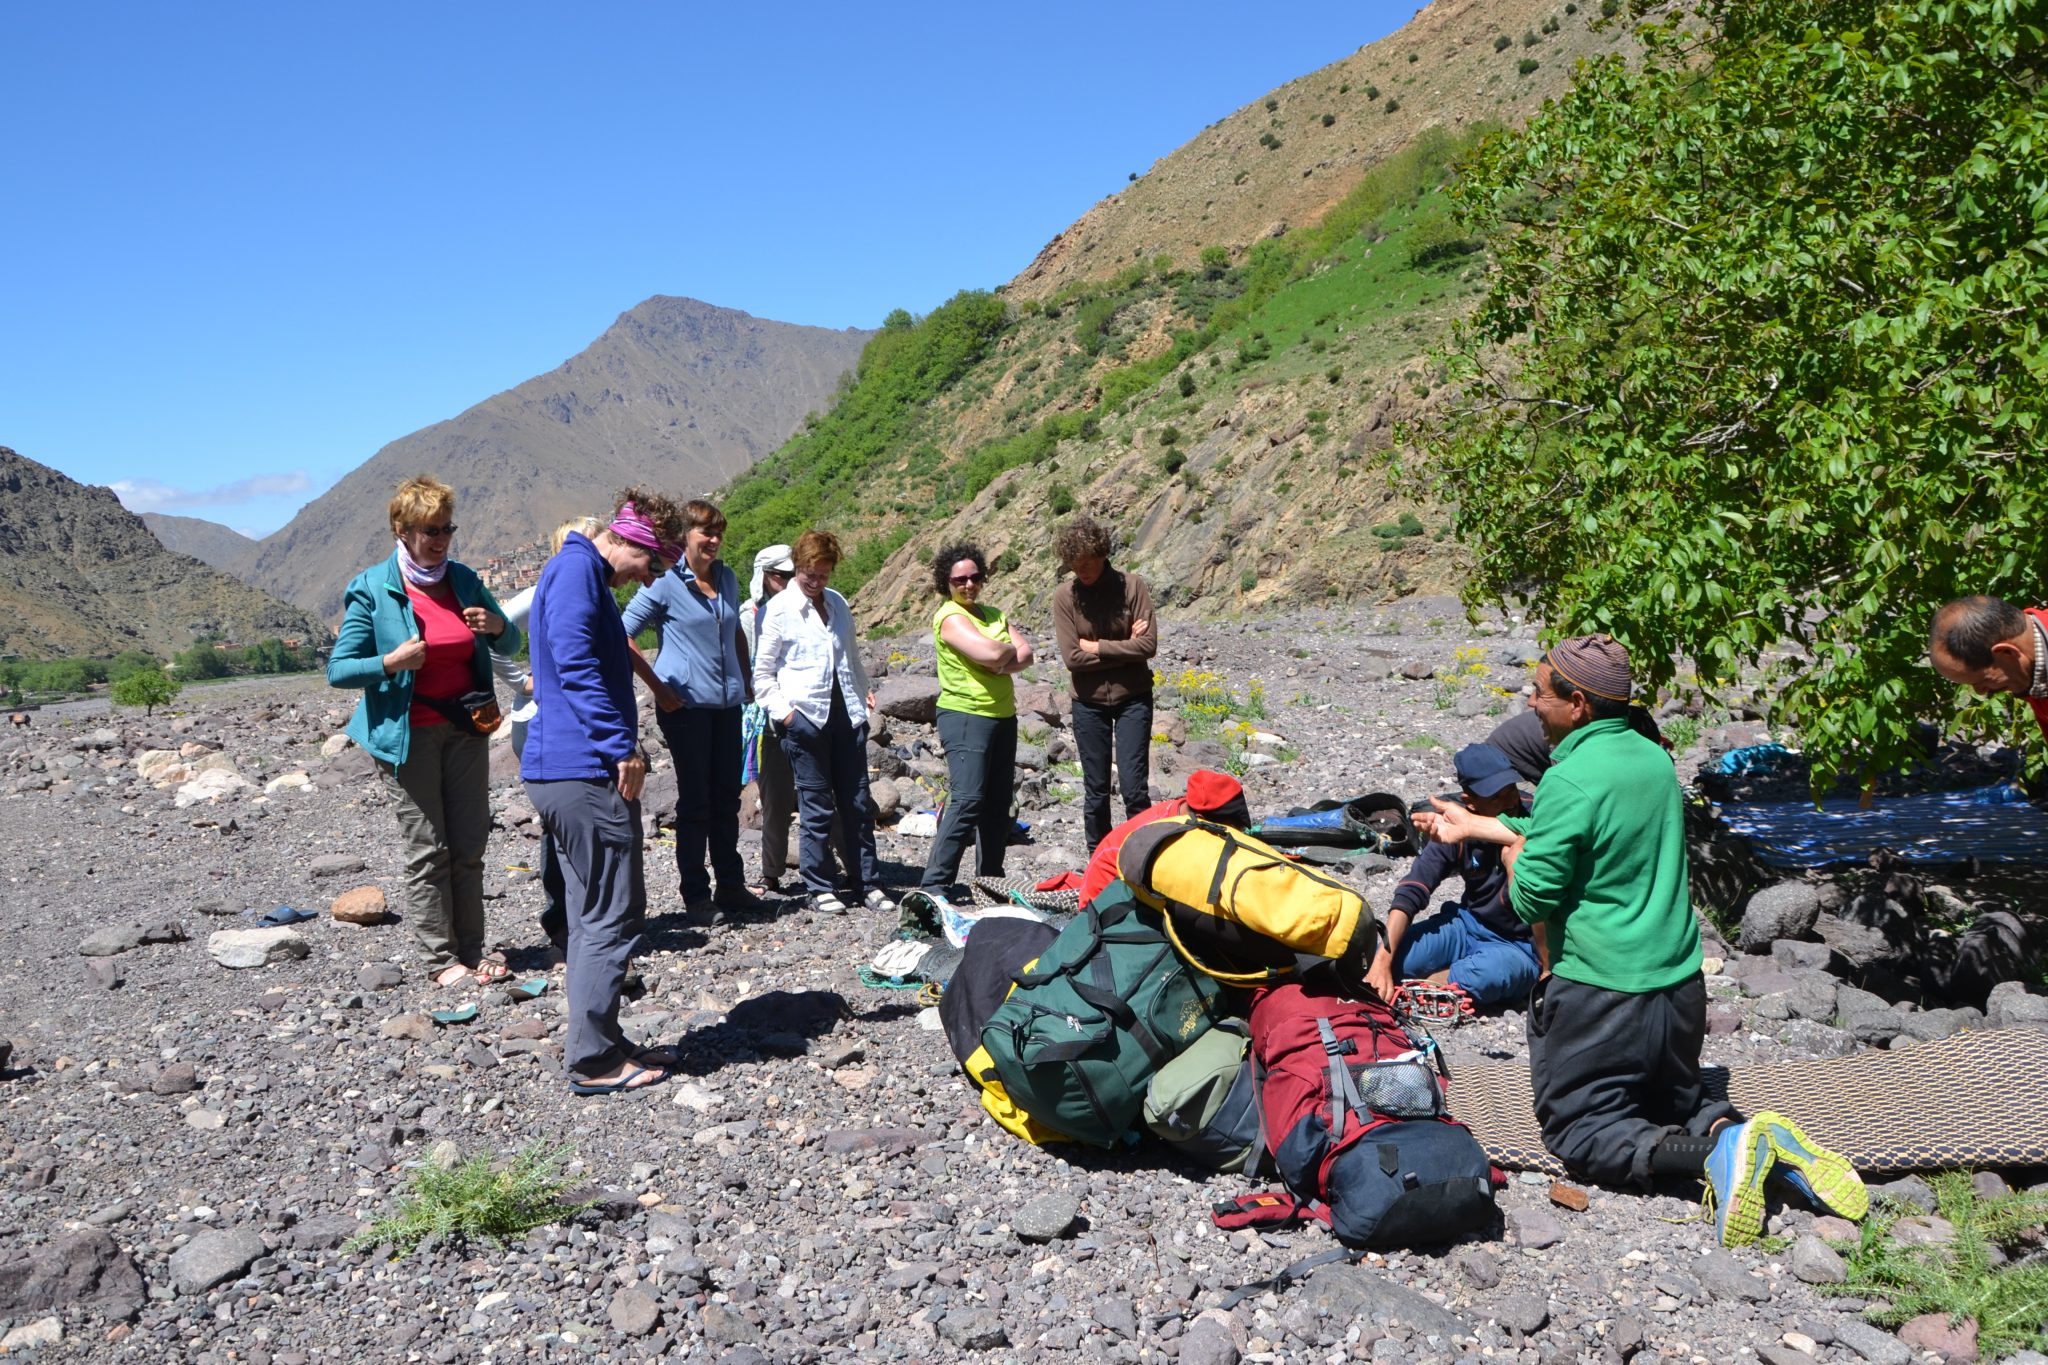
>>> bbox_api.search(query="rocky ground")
[1,597,2044,1364]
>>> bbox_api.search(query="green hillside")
[718,126,1495,625]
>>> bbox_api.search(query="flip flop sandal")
[471,954,513,986]
[808,893,849,915]
[567,1063,667,1096]
[430,1004,479,1025]
[433,963,473,988]
[256,906,318,927]
[631,1045,680,1068]
[503,978,550,1001]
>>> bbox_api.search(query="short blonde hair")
[792,530,842,572]
[549,516,603,556]
[388,476,454,536]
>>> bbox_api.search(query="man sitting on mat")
[1423,635,1866,1245]
[1366,742,1538,1011]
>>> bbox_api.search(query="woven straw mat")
[1455,1027,2048,1175]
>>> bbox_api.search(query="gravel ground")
[1,596,2042,1364]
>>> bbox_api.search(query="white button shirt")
[753,585,872,729]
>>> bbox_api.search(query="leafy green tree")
[174,643,232,680]
[112,664,181,716]
[107,650,161,682]
[1417,0,2048,791]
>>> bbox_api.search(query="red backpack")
[1246,982,1496,1247]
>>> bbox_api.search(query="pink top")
[406,584,475,726]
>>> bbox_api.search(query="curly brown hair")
[930,543,988,596]
[792,530,842,572]
[613,487,689,546]
[1054,515,1113,570]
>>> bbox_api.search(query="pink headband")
[609,503,684,566]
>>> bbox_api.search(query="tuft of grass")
[1824,1172,2048,1359]
[345,1144,593,1257]
[1663,713,1702,754]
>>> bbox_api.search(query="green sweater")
[1505,717,1700,993]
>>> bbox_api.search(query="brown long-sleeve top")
[1052,566,1158,707]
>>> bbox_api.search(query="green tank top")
[932,600,1016,719]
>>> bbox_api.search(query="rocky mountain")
[141,513,259,579]
[717,1,1641,631]
[1009,0,1635,302]
[249,297,873,618]
[0,448,328,659]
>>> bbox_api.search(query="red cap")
[1184,769,1245,814]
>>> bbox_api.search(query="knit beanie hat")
[1544,634,1633,703]
[1184,769,1250,828]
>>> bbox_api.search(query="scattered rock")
[1493,1291,1550,1333]
[1986,981,2048,1031]
[284,1215,363,1251]
[1890,1214,1955,1247]
[1833,1317,1914,1365]
[1012,1191,1080,1242]
[378,1012,434,1041]
[358,964,404,991]
[309,853,368,877]
[1548,1181,1589,1212]
[329,886,388,925]
[206,926,310,969]
[168,1227,267,1295]
[151,1061,199,1095]
[0,1318,61,1352]
[1788,1234,1847,1285]
[1897,1313,1978,1363]
[175,767,254,807]
[1693,1248,1769,1301]
[934,1307,1008,1350]
[1869,1176,1937,1212]
[1508,1207,1563,1250]
[609,1286,660,1337]
[1740,882,1822,950]
[1180,1311,1243,1365]
[874,677,941,725]
[77,920,187,957]
[1454,1247,1501,1289]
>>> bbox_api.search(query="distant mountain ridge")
[248,297,873,617]
[141,513,258,578]
[0,448,327,659]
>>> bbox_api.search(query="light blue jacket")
[327,550,520,765]
[620,559,747,709]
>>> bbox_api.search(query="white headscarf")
[747,543,795,605]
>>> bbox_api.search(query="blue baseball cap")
[1453,742,1520,798]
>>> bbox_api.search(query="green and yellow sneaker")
[1702,1118,1775,1247]
[1753,1110,1867,1221]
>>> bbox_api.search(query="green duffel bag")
[980,881,1236,1147]
[1142,1021,1262,1173]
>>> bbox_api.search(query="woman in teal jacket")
[328,476,520,986]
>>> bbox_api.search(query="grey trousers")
[527,777,646,1077]
[1526,972,1736,1189]
[376,721,491,970]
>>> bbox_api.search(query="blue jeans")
[1392,904,1540,1008]
[778,705,881,898]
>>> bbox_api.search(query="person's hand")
[654,684,684,713]
[383,635,427,673]
[866,691,877,714]
[1130,618,1149,637]
[1426,795,1478,843]
[1411,809,1441,840]
[617,754,647,801]
[1076,636,1100,657]
[461,606,504,637]
[521,678,533,696]
[1365,947,1397,1005]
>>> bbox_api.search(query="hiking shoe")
[1702,1119,1775,1247]
[713,885,769,915]
[862,888,898,915]
[682,898,716,926]
[1755,1111,1867,1221]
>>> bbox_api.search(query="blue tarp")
[1717,781,2048,867]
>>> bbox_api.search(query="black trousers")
[1071,694,1152,852]
[1526,972,1736,1190]
[655,704,745,904]
[921,709,1017,890]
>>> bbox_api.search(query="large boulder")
[874,677,941,725]
[1738,881,1822,951]
[168,1227,267,1296]
[0,1229,146,1322]
[1987,980,2048,1031]
[174,767,254,808]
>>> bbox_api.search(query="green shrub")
[1385,98,1401,113]
[1161,451,1187,474]
[1494,33,1512,50]
[1265,97,1279,111]
[994,548,1020,574]
[347,1144,592,1257]
[1157,425,1182,447]
[1177,371,1197,397]
[1321,112,1336,127]
[1240,569,1259,592]
[1259,131,1282,150]
[1048,484,1076,516]
[1519,57,1540,75]
[1522,28,1540,45]
[1365,84,1380,100]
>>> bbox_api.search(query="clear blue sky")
[2,2,1411,537]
